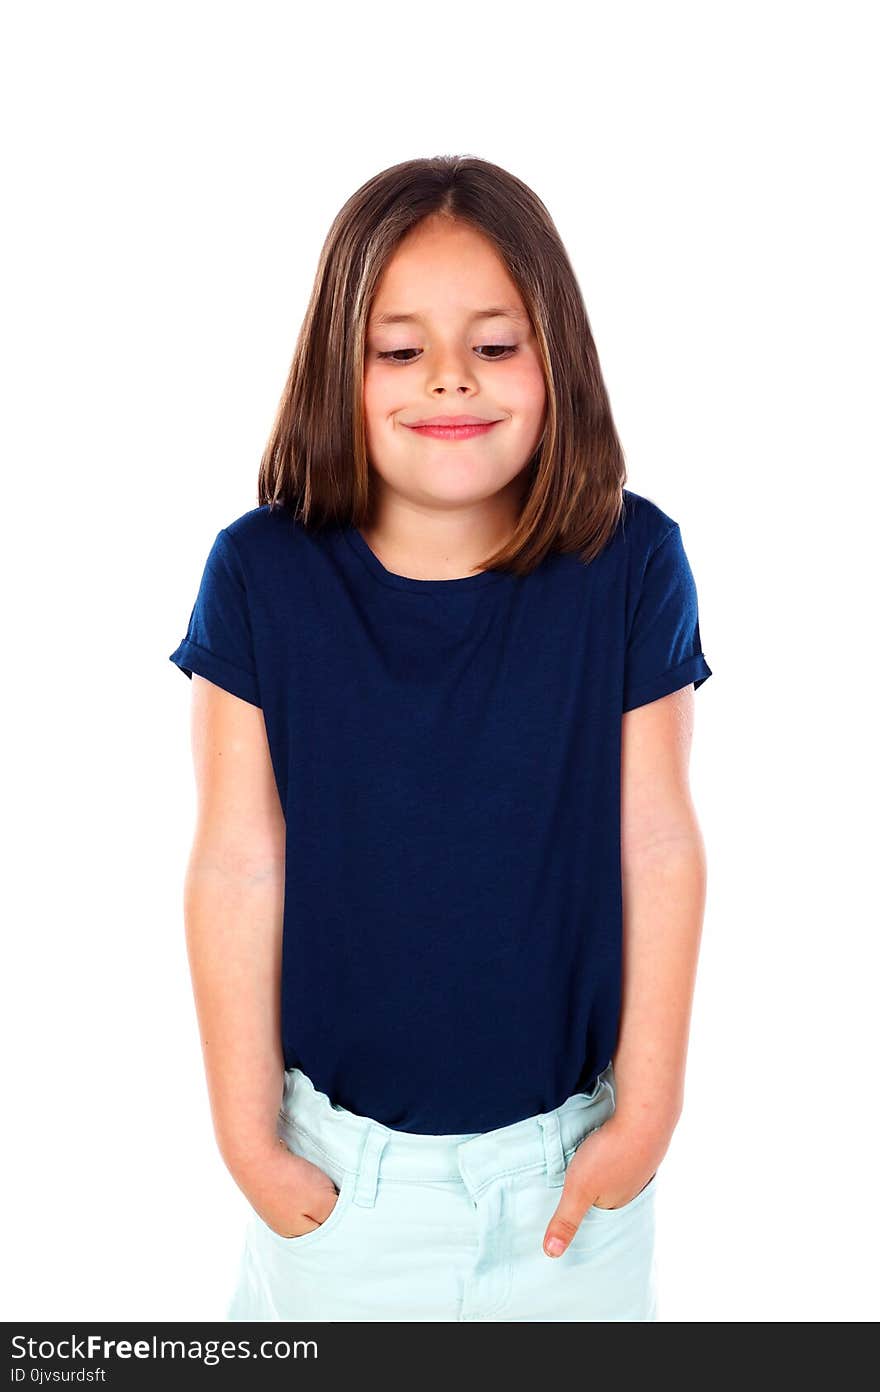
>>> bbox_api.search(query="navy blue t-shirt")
[169,488,712,1134]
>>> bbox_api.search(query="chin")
[417,481,502,506]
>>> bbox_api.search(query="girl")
[169,155,712,1322]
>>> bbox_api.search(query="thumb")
[543,1178,591,1258]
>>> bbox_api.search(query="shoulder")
[546,487,679,586]
[217,503,317,575]
[221,502,295,549]
[619,487,680,559]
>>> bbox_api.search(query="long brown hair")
[258,155,627,574]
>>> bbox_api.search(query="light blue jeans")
[226,1062,658,1322]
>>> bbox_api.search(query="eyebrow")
[369,306,529,327]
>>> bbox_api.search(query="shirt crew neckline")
[343,524,508,593]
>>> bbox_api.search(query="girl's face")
[363,217,547,512]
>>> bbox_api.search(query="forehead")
[369,221,529,328]
[369,305,530,328]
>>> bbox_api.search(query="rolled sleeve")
[623,523,712,712]
[168,527,262,708]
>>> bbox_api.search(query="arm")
[613,682,707,1146]
[184,675,339,1236]
[542,683,706,1256]
[184,673,286,1172]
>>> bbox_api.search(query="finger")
[543,1188,591,1258]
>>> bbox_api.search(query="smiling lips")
[404,414,504,440]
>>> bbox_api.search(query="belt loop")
[537,1112,566,1188]
[602,1059,617,1109]
[352,1124,390,1208]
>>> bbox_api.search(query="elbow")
[621,809,706,868]
[185,839,285,886]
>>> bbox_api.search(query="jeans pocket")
[258,1113,358,1253]
[588,1169,658,1220]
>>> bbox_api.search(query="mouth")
[403,417,504,441]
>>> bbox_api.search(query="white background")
[3,0,877,1323]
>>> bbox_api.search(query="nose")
[427,349,479,395]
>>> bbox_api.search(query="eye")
[476,345,518,360]
[374,345,518,364]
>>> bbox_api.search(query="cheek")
[362,369,404,434]
[501,356,546,423]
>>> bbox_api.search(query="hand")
[542,1117,662,1257]
[230,1137,341,1240]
